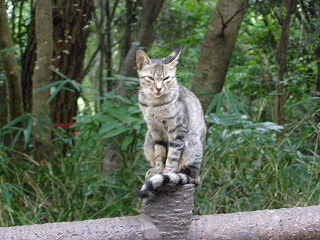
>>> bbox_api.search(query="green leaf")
[0,102,8,119]
[50,67,72,80]
[98,122,121,135]
[0,127,21,136]
[11,129,23,148]
[101,127,128,139]
[35,115,45,135]
[1,114,30,130]
[47,81,67,103]
[289,97,320,109]
[69,80,83,91]
[121,135,134,150]
[206,92,224,114]
[23,117,34,149]
[0,46,19,53]
[1,184,12,208]
[251,122,284,132]
[91,114,114,124]
[34,80,66,92]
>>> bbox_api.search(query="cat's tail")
[138,172,197,198]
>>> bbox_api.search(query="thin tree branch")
[79,46,100,82]
[217,5,247,37]
[109,0,120,24]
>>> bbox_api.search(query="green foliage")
[206,90,248,115]
[36,68,87,103]
[227,1,319,123]
[151,0,215,87]
[77,91,145,148]
[4,0,32,57]
[1,90,319,226]
[1,0,320,228]
[196,113,319,214]
[0,93,147,226]
[0,113,48,149]
[0,148,142,226]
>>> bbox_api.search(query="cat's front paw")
[145,165,165,180]
[194,176,201,186]
[163,167,178,174]
[145,168,157,180]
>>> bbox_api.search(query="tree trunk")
[103,0,165,172]
[97,0,106,111]
[141,185,195,239]
[315,47,320,95]
[21,0,94,126]
[121,0,137,62]
[0,65,9,147]
[0,185,319,240]
[0,0,24,123]
[315,46,320,123]
[105,0,120,92]
[298,0,320,122]
[191,0,249,112]
[21,15,36,114]
[118,0,165,85]
[49,0,94,125]
[276,0,297,126]
[258,3,277,50]
[0,68,7,128]
[32,0,53,141]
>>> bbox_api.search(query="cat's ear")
[136,50,151,70]
[164,47,182,66]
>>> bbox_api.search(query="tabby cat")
[136,47,206,198]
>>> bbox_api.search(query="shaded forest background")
[0,0,319,227]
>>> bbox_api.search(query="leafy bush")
[196,113,319,214]
[0,91,318,226]
[0,92,147,226]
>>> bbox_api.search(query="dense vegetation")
[0,0,319,227]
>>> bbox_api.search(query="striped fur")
[138,173,196,198]
[136,47,206,198]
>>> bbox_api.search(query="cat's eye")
[163,76,171,81]
[145,75,154,81]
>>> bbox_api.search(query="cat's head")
[136,47,182,98]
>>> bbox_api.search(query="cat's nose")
[155,83,162,92]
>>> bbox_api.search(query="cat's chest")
[139,92,182,129]
[144,106,175,128]
[140,102,179,131]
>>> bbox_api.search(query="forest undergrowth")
[1,0,320,229]
[0,91,319,227]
